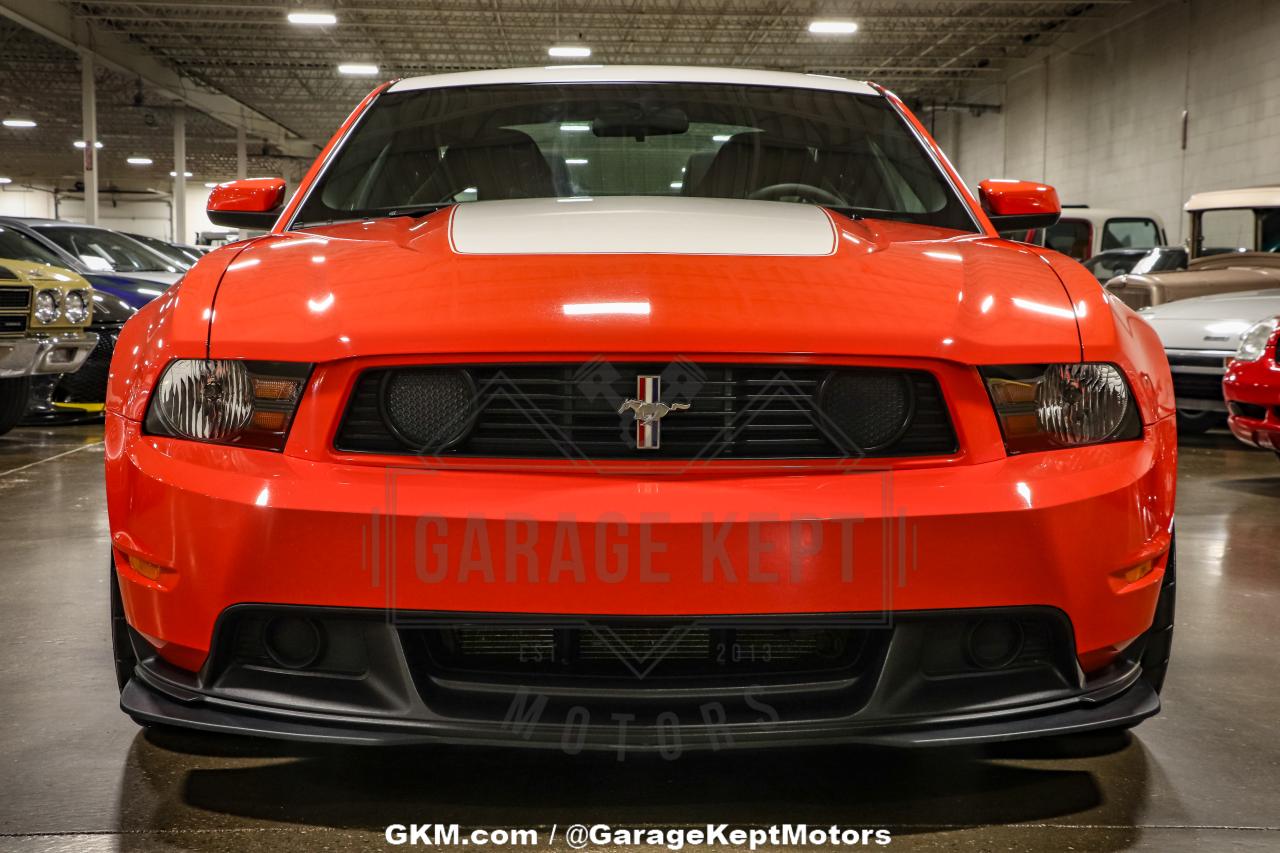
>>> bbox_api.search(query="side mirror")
[978,179,1061,231]
[206,178,286,230]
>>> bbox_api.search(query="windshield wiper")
[382,203,454,219]
[294,204,455,229]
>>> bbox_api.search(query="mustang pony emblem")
[617,375,691,450]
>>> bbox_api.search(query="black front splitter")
[120,673,1159,751]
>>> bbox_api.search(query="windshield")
[1196,208,1280,256]
[0,225,70,267]
[295,82,976,231]
[35,226,177,273]
[127,234,193,271]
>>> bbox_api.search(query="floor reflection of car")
[1105,187,1280,309]
[1083,246,1187,285]
[1224,314,1280,458]
[1139,288,1280,434]
[11,218,184,286]
[1003,207,1167,262]
[0,218,167,419]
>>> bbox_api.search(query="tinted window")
[1045,219,1091,260]
[296,82,976,231]
[1082,251,1143,283]
[34,226,176,273]
[0,226,68,267]
[1102,218,1160,251]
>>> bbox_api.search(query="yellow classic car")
[0,259,98,436]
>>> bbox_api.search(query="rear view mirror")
[979,179,1061,231]
[592,105,690,140]
[206,178,287,230]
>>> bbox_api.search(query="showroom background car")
[0,218,168,420]
[0,257,97,435]
[1224,314,1280,458]
[105,67,1177,750]
[1138,289,1280,434]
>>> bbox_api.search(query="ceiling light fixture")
[169,171,194,177]
[808,20,858,34]
[565,158,589,165]
[548,45,591,58]
[127,157,153,166]
[3,119,36,128]
[73,140,104,149]
[338,63,378,75]
[0,177,12,185]
[287,11,336,25]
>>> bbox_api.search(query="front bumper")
[119,605,1162,750]
[106,411,1177,676]
[0,331,98,378]
[1223,359,1280,451]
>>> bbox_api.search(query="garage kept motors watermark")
[363,356,921,759]
[384,823,893,849]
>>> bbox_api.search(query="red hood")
[206,199,1082,365]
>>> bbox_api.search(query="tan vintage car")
[0,259,98,435]
[1105,187,1280,309]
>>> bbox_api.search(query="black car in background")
[1082,246,1189,285]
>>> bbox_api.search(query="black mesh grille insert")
[0,285,30,309]
[335,362,957,460]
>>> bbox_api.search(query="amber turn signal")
[128,555,166,580]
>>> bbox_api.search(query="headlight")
[1234,317,1279,362]
[981,363,1142,454]
[34,289,60,324]
[63,289,90,324]
[144,359,311,451]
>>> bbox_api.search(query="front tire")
[1176,410,1219,435]
[0,376,31,436]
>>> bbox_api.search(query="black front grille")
[335,362,957,460]
[1170,371,1224,402]
[1227,401,1268,421]
[0,315,26,334]
[0,285,30,309]
[54,325,118,403]
[406,620,872,683]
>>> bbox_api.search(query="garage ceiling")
[1,0,1137,191]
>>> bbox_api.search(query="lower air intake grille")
[335,362,957,460]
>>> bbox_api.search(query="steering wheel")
[748,182,847,207]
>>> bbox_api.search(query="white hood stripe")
[448,197,839,257]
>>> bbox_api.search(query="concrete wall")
[0,186,56,218]
[934,0,1280,243]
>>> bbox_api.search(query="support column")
[173,107,186,243]
[80,50,98,225]
[235,122,248,239]
[236,122,247,179]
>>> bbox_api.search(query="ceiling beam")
[0,0,320,157]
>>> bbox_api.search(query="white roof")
[1185,187,1280,212]
[389,65,879,97]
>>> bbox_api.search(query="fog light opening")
[264,615,323,669]
[966,619,1025,670]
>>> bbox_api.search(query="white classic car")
[1139,288,1280,433]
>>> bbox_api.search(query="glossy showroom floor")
[0,424,1277,852]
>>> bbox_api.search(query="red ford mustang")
[1224,316,1280,457]
[106,67,1177,750]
